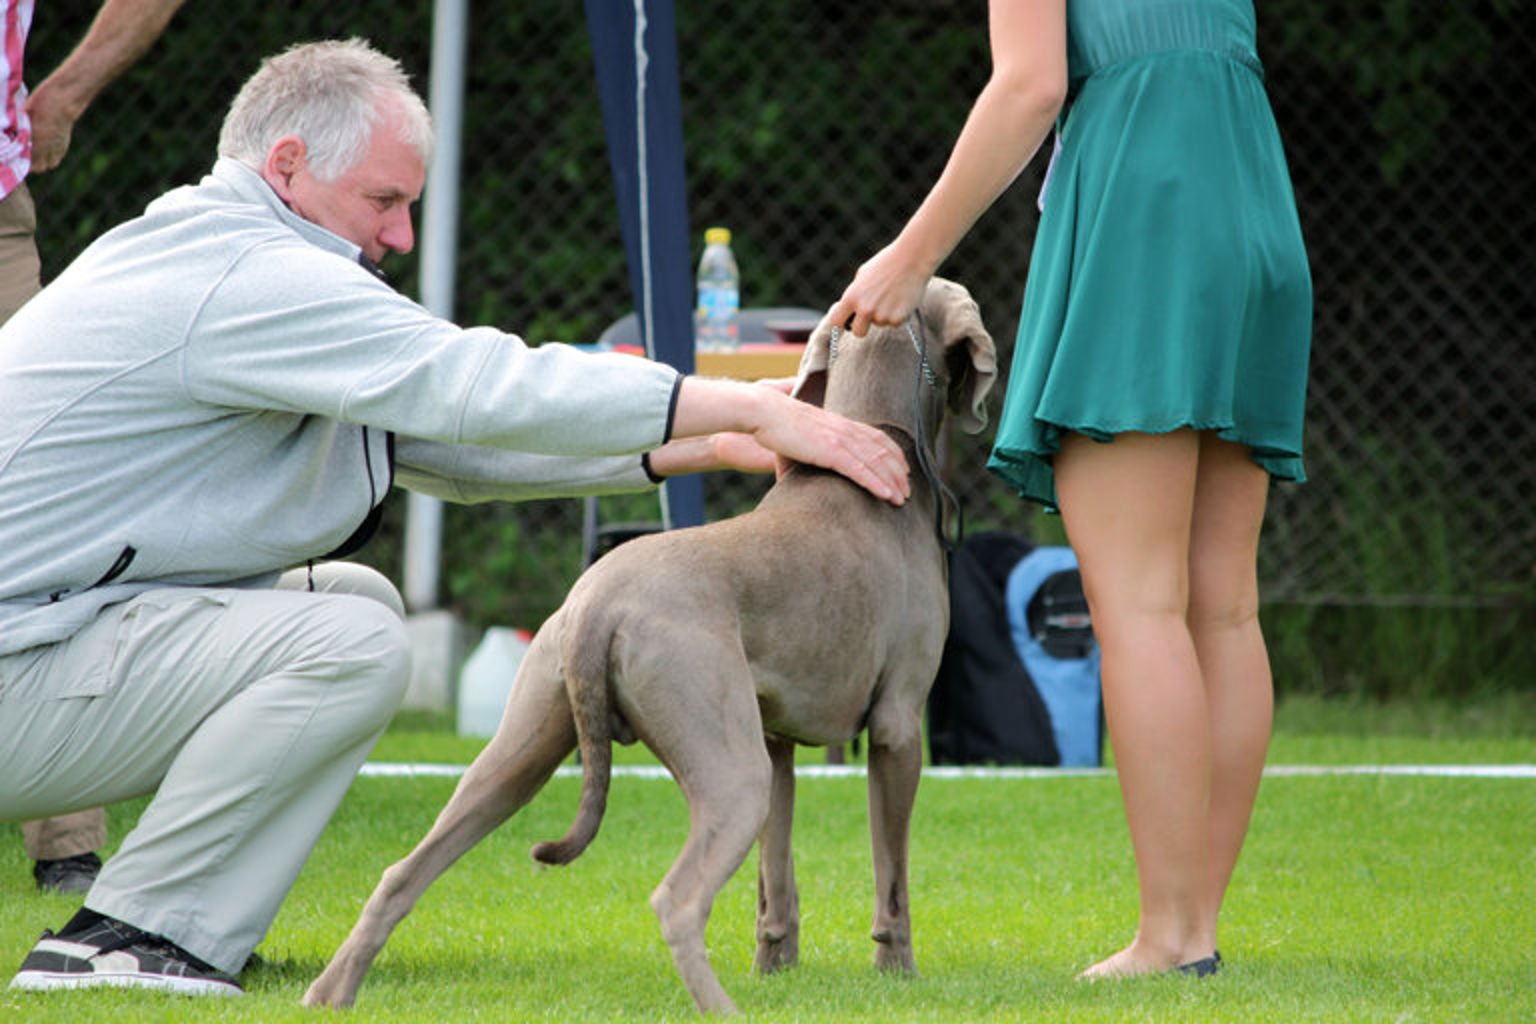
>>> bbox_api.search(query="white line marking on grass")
[1263,764,1536,779]
[361,763,1536,781]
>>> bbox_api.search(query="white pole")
[403,0,468,612]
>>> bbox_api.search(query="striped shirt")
[0,0,35,197]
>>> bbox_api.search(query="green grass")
[3,696,1533,1022]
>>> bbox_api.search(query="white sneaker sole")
[10,969,242,997]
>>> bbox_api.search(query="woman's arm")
[826,0,1068,336]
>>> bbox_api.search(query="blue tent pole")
[586,0,703,529]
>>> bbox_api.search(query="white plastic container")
[455,626,533,737]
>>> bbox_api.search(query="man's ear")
[261,136,308,202]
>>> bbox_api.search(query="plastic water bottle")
[456,626,533,737]
[695,226,739,353]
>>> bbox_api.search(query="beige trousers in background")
[0,181,41,320]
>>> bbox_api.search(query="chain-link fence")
[24,1,1536,633]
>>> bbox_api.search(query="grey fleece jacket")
[0,159,681,656]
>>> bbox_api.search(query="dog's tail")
[529,601,615,866]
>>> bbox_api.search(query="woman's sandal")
[1174,950,1222,978]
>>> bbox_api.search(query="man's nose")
[382,210,415,255]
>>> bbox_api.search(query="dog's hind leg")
[304,630,575,1008]
[754,736,800,974]
[640,659,773,1015]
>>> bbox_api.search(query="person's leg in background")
[20,813,107,895]
[0,180,43,318]
[3,563,411,994]
[0,180,111,896]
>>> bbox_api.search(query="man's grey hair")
[218,38,434,182]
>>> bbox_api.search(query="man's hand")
[657,375,911,505]
[745,392,910,505]
[23,87,78,173]
[646,431,779,478]
[708,432,780,475]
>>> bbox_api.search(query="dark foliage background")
[23,1,1535,692]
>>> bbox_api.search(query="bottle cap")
[704,227,731,246]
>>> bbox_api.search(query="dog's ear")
[790,313,834,409]
[930,279,997,434]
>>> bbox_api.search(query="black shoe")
[32,853,102,895]
[9,915,242,996]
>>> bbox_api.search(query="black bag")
[927,531,1060,766]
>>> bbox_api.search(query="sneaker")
[9,916,242,996]
[32,852,102,895]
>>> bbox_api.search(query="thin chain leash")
[827,317,962,552]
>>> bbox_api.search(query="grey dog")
[303,278,997,1015]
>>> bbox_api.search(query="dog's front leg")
[754,737,800,973]
[865,727,923,973]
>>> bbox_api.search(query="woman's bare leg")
[1055,430,1213,976]
[1056,430,1272,977]
[1187,433,1272,919]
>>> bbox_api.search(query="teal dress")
[987,0,1312,508]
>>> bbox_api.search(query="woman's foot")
[1078,944,1220,980]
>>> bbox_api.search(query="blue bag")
[1005,547,1103,767]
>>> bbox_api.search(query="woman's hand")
[823,240,934,339]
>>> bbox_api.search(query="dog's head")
[792,277,997,435]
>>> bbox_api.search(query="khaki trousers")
[0,182,41,322]
[0,563,411,972]
[18,811,108,863]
